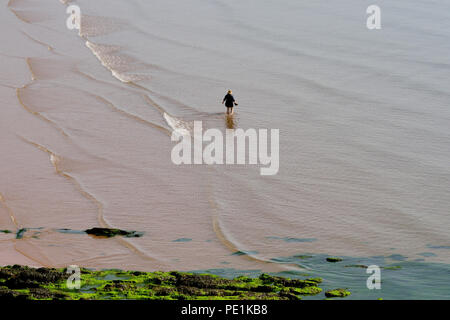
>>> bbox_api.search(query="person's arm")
[222,95,226,104]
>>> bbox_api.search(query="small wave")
[16,87,69,138]
[163,112,193,136]
[211,209,304,270]
[85,40,148,83]
[0,193,20,229]
[22,31,54,52]
[19,137,161,264]
[85,40,130,83]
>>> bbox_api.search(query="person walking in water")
[222,90,238,115]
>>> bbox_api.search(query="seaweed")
[0,265,333,300]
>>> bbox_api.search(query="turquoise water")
[195,253,450,299]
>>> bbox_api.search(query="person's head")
[227,90,232,94]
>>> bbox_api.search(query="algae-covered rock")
[326,257,343,263]
[16,228,28,239]
[0,265,331,300]
[325,288,351,298]
[258,273,322,288]
[84,228,143,238]
[290,286,322,295]
[345,264,368,269]
[0,286,28,300]
[0,265,68,299]
[0,265,66,285]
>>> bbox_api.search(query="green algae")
[325,288,351,298]
[0,265,330,300]
[326,257,343,263]
[383,266,402,270]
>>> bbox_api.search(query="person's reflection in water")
[225,113,236,129]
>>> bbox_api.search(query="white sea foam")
[163,112,192,136]
[85,40,136,83]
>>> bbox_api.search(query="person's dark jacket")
[223,94,235,107]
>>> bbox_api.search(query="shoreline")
[0,265,350,300]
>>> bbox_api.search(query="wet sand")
[1,0,449,276]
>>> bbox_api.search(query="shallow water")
[195,254,450,299]
[0,0,449,298]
